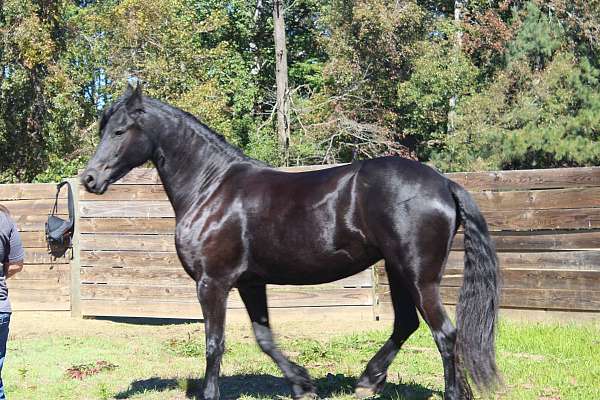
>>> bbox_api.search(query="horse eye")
[114,129,125,136]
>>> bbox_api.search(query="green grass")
[6,317,599,399]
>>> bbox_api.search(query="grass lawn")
[5,312,599,399]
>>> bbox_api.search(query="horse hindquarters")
[358,173,472,399]
[367,180,501,400]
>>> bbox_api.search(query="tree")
[397,23,479,160]
[289,0,427,163]
[272,0,291,164]
[0,0,597,181]
[448,0,467,134]
[0,0,91,182]
[432,7,600,171]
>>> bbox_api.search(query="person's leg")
[0,313,10,400]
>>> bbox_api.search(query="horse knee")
[206,337,225,359]
[434,322,457,357]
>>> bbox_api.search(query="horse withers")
[82,84,501,400]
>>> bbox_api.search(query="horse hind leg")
[392,246,473,400]
[355,266,419,398]
[358,222,471,399]
[414,281,473,400]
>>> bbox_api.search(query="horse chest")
[175,215,246,279]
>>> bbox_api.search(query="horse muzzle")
[81,168,110,194]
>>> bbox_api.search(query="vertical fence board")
[69,178,82,317]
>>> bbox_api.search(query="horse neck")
[150,115,251,219]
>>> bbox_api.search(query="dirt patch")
[66,360,118,380]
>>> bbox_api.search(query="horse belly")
[249,237,380,285]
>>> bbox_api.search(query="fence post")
[372,262,382,321]
[69,177,82,318]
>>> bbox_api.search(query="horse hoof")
[354,387,377,399]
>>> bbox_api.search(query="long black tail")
[449,180,501,394]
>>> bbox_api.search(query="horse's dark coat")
[82,85,501,400]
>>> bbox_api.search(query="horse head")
[81,83,154,194]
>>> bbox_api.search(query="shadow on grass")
[92,316,203,326]
[114,373,439,399]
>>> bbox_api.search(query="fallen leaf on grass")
[522,383,534,390]
[538,386,561,400]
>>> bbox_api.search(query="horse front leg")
[197,276,229,400]
[239,284,317,399]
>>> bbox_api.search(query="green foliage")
[462,7,514,80]
[397,21,479,158]
[0,0,598,181]
[33,155,89,183]
[432,52,600,171]
[507,1,564,70]
[245,127,282,166]
[166,336,205,358]
[291,0,430,163]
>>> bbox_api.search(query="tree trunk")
[273,0,290,165]
[448,0,464,135]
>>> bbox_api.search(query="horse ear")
[125,82,135,97]
[126,82,144,114]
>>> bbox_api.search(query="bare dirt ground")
[10,310,388,342]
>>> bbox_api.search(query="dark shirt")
[0,212,25,313]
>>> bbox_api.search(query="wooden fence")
[76,168,375,319]
[2,165,599,319]
[377,167,600,318]
[0,184,70,311]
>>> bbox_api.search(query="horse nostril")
[81,170,98,190]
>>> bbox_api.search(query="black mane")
[147,98,262,164]
[100,94,264,166]
[99,98,123,133]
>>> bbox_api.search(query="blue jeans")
[0,313,9,400]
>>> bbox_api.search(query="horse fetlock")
[291,382,318,400]
[290,376,316,394]
[202,383,220,400]
[289,368,317,400]
[289,362,312,381]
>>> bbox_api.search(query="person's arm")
[4,219,24,279]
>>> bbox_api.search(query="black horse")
[82,84,501,400]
